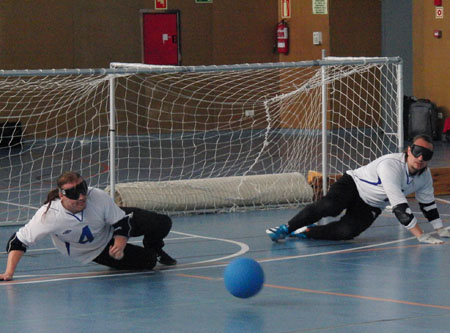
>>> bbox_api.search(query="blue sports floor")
[1,142,450,332]
[1,201,450,332]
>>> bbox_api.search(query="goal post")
[0,57,403,225]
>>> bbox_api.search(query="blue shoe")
[289,224,315,239]
[266,224,289,242]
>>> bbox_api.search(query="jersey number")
[65,226,95,256]
[78,225,94,244]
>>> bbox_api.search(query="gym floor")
[0,141,450,332]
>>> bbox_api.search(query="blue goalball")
[224,257,264,298]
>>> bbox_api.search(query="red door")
[142,12,180,65]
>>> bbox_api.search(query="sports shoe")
[289,224,315,239]
[266,224,289,242]
[157,249,177,265]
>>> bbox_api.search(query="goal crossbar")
[0,57,402,77]
[0,57,402,225]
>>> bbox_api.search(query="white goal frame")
[0,57,403,225]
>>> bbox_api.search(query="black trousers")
[287,174,381,240]
[93,207,172,270]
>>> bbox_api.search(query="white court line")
[0,234,196,255]
[171,231,249,264]
[436,197,450,205]
[0,230,249,285]
[1,234,430,286]
[2,209,449,284]
[258,236,417,263]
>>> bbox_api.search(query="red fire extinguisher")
[276,20,289,54]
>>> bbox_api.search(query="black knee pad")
[6,233,27,253]
[419,201,440,221]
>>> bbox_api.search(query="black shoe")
[157,249,177,266]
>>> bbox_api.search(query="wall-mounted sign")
[155,0,168,10]
[313,0,328,15]
[281,0,291,19]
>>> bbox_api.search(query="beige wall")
[0,1,447,119]
[0,0,277,69]
[277,0,380,62]
[0,0,380,69]
[413,1,450,118]
[329,0,381,57]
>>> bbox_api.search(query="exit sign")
[195,0,212,3]
[155,0,167,9]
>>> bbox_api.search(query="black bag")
[403,95,417,139]
[408,99,437,140]
[0,121,23,148]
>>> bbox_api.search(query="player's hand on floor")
[0,273,12,281]
[437,228,450,238]
[417,233,444,244]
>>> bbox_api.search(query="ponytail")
[43,188,59,213]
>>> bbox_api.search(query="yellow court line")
[264,284,450,310]
[176,273,219,281]
[175,273,450,310]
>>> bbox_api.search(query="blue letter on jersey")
[78,225,94,244]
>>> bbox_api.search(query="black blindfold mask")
[60,180,88,200]
[410,144,433,161]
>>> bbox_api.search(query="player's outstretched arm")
[0,250,25,281]
[393,203,443,244]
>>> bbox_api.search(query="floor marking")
[174,271,450,311]
[0,270,155,285]
[0,235,196,256]
[171,272,450,311]
[436,197,450,205]
[0,226,446,285]
[171,231,249,264]
[175,273,219,281]
[3,237,434,285]
[263,284,450,310]
[258,236,418,263]
[0,230,248,285]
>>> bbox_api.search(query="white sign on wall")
[313,0,328,15]
[436,7,444,19]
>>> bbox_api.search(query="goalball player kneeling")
[0,171,176,281]
[267,134,449,244]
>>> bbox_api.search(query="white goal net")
[0,57,402,225]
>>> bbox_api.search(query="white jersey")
[16,187,126,264]
[346,153,435,209]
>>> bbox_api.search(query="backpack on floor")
[408,99,437,140]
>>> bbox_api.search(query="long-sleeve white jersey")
[16,187,126,264]
[346,153,441,228]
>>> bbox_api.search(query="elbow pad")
[112,212,133,238]
[6,233,27,253]
[392,203,417,229]
[419,201,443,229]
